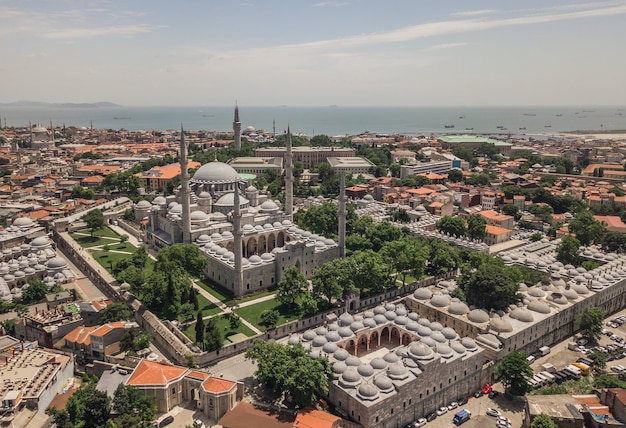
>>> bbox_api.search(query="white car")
[415,419,427,427]
[436,406,448,416]
[447,401,458,410]
[486,408,501,417]
[577,339,588,346]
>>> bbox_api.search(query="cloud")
[452,9,497,17]
[427,42,468,51]
[312,1,349,7]
[42,24,158,39]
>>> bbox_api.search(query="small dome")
[413,288,433,300]
[288,335,300,345]
[417,326,432,337]
[406,321,420,331]
[430,321,443,331]
[450,341,467,354]
[357,382,379,399]
[46,257,68,270]
[387,363,408,380]
[370,358,388,370]
[153,196,166,205]
[315,326,328,336]
[430,293,451,307]
[325,331,341,343]
[190,210,209,221]
[13,217,34,228]
[384,311,397,321]
[383,352,400,364]
[259,200,280,212]
[30,236,50,247]
[528,300,551,314]
[441,327,458,340]
[357,364,374,377]
[408,342,433,359]
[302,330,316,341]
[448,301,469,315]
[334,348,350,361]
[436,344,454,358]
[394,315,409,326]
[510,308,534,322]
[136,200,152,209]
[340,368,361,386]
[431,331,447,343]
[461,337,477,349]
[338,327,353,338]
[467,309,490,323]
[373,314,387,325]
[338,312,354,326]
[191,161,240,183]
[490,316,513,333]
[374,375,394,392]
[345,356,361,367]
[363,318,377,328]
[373,305,386,315]
[333,361,347,374]
[322,342,338,354]
[312,335,327,347]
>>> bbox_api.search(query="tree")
[495,351,533,395]
[245,340,332,407]
[260,309,280,329]
[531,413,557,428]
[351,250,393,294]
[131,245,149,268]
[312,259,354,307]
[226,312,241,330]
[204,318,223,352]
[120,234,129,244]
[195,312,205,344]
[381,237,428,286]
[112,384,156,423]
[568,210,606,246]
[436,215,466,237]
[277,267,309,310]
[83,209,105,236]
[578,307,604,341]
[21,278,48,304]
[467,214,487,241]
[461,262,520,310]
[556,236,581,266]
[501,204,520,218]
[100,302,132,323]
[601,231,626,253]
[53,379,111,427]
[178,303,196,322]
[447,169,463,183]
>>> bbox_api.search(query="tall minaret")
[285,126,294,218]
[233,103,241,150]
[180,125,192,244]
[338,171,347,258]
[233,184,243,295]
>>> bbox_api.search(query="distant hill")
[0,101,121,108]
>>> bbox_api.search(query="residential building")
[254,147,355,169]
[136,161,201,192]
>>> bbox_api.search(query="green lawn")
[195,279,231,303]
[70,234,117,248]
[234,299,300,332]
[90,250,133,273]
[110,243,135,252]
[183,314,256,344]
[228,290,276,307]
[73,227,121,239]
[196,294,222,317]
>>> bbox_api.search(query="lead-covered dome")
[191,161,240,184]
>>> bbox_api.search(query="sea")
[1,105,625,137]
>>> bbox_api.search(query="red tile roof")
[127,360,188,386]
[293,408,340,428]
[202,377,237,393]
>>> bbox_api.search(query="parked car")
[426,413,437,422]
[486,408,501,417]
[415,418,427,427]
[448,401,459,410]
[436,406,448,416]
[458,396,469,405]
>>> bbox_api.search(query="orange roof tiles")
[64,326,97,346]
[90,321,125,337]
[202,377,237,393]
[136,161,201,180]
[127,360,188,386]
[293,408,340,428]
[486,225,511,236]
[90,299,112,311]
[187,370,210,381]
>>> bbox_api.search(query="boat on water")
[545,125,552,128]
[444,125,455,129]
[496,125,504,129]
[459,115,465,119]
[113,117,131,120]
[519,127,526,130]
[523,113,536,116]
[465,127,473,130]
[556,114,563,117]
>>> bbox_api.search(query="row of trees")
[435,214,487,241]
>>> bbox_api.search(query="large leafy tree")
[100,302,132,323]
[83,209,105,236]
[556,236,581,267]
[568,210,606,246]
[195,311,205,344]
[293,202,357,238]
[48,379,111,428]
[381,237,428,286]
[600,231,626,253]
[311,258,355,307]
[460,261,521,310]
[112,384,156,423]
[427,239,460,275]
[277,267,309,310]
[578,307,604,341]
[365,221,403,252]
[245,340,332,407]
[21,278,48,304]
[495,351,533,395]
[351,250,393,294]
[531,413,557,428]
[436,215,466,237]
[204,317,223,352]
[467,214,487,241]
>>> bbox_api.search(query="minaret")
[233,103,241,150]
[273,119,276,139]
[338,171,347,258]
[180,125,192,244]
[285,126,294,217]
[233,184,243,295]
[29,121,33,143]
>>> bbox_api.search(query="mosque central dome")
[191,161,240,184]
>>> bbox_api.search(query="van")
[526,355,536,364]
[539,371,555,383]
[453,409,471,425]
[159,416,174,427]
[539,346,551,357]
[564,365,581,379]
[572,362,589,375]
[542,363,556,373]
[532,375,546,386]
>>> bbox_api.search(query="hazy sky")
[2,0,625,107]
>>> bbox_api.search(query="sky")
[1,0,626,107]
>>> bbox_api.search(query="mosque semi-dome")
[191,161,240,184]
